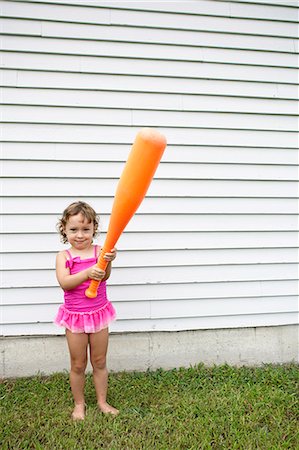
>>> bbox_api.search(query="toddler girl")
[54,201,118,420]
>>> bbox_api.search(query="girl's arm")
[100,248,117,281]
[56,251,106,291]
[102,262,111,281]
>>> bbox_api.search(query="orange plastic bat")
[85,128,167,298]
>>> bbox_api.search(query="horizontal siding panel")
[2,263,298,288]
[1,18,43,36]
[2,279,298,305]
[1,143,298,165]
[234,0,296,6]
[5,0,299,22]
[2,124,298,148]
[3,160,298,180]
[2,312,297,336]
[3,69,297,100]
[2,1,298,36]
[181,97,298,116]
[228,2,298,22]
[112,8,299,37]
[99,1,299,23]
[3,35,298,68]
[2,87,299,115]
[19,0,298,22]
[90,279,299,303]
[2,178,297,197]
[2,18,297,53]
[3,105,298,131]
[132,110,297,131]
[2,197,298,215]
[3,52,298,83]
[2,214,298,234]
[2,248,298,271]
[3,296,297,325]
[108,313,298,332]
[1,1,111,25]
[150,296,298,319]
[2,231,298,253]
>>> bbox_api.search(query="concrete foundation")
[1,325,298,378]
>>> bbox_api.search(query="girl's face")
[64,213,94,250]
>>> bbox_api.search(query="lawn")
[1,364,298,449]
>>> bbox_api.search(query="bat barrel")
[85,128,167,298]
[106,128,167,245]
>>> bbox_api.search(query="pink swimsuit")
[55,245,116,333]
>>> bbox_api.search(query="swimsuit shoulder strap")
[94,245,99,258]
[65,249,72,261]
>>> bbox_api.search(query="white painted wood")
[2,311,298,336]
[1,1,111,24]
[2,296,297,326]
[3,177,298,197]
[2,279,298,305]
[3,35,298,68]
[2,315,298,335]
[2,143,298,165]
[3,51,298,84]
[3,160,298,180]
[2,248,299,271]
[2,0,297,33]
[109,9,299,38]
[2,213,298,234]
[233,0,297,7]
[3,105,298,131]
[1,0,298,336]
[108,313,299,332]
[2,231,297,253]
[2,87,299,115]
[8,0,298,22]
[2,262,298,288]
[3,69,297,100]
[2,124,298,148]
[2,280,298,308]
[2,18,296,53]
[2,197,298,215]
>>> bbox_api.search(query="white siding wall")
[1,0,298,336]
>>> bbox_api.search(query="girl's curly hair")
[57,201,99,244]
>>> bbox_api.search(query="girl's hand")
[103,248,117,262]
[87,265,106,281]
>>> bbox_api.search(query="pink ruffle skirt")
[54,302,116,334]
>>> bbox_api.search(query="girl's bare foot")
[71,403,85,421]
[98,402,119,416]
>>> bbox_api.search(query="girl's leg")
[66,329,89,420]
[89,328,119,415]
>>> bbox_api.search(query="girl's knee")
[71,359,87,374]
[91,355,106,371]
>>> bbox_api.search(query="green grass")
[1,364,298,449]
